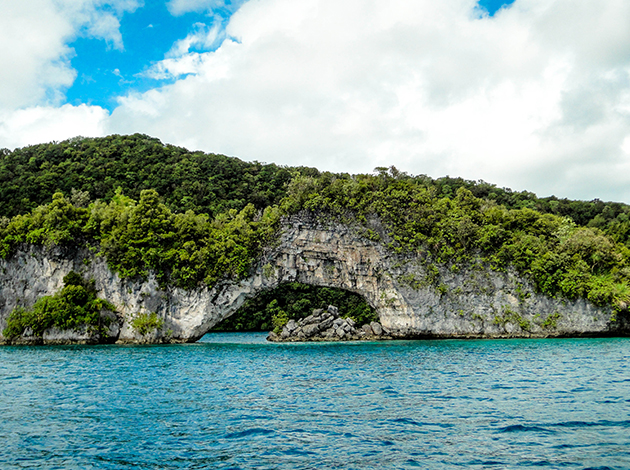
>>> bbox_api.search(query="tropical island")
[1,134,629,344]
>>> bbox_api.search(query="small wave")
[405,458,423,467]
[467,460,506,466]
[470,457,572,467]
[389,418,454,428]
[224,428,275,439]
[284,428,341,437]
[553,443,587,449]
[498,424,554,434]
[500,420,630,434]
[529,461,566,467]
[390,417,423,426]
[556,420,630,429]
[281,448,317,456]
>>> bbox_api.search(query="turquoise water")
[0,334,629,469]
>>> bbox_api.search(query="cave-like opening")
[212,282,377,332]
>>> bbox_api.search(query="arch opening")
[212,282,378,333]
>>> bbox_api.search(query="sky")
[2,0,630,203]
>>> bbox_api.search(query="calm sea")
[0,334,628,469]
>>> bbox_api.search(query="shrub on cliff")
[2,271,116,340]
[131,312,165,337]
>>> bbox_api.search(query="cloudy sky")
[2,0,630,202]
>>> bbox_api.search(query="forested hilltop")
[2,133,630,332]
[3,134,630,237]
[0,134,303,219]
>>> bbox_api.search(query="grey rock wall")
[0,213,628,344]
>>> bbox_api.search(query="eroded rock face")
[0,212,628,344]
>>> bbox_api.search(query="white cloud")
[0,0,140,110]
[167,22,223,57]
[107,0,630,201]
[144,54,206,80]
[0,104,109,150]
[167,0,219,15]
[5,0,630,203]
[56,0,143,50]
[143,22,225,80]
[167,0,247,16]
[0,0,136,148]
[0,0,75,109]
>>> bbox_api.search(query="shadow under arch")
[212,282,377,332]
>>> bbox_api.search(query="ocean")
[1,334,628,469]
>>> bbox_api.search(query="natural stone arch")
[178,213,412,341]
[211,281,376,332]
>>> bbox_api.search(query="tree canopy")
[2,135,630,326]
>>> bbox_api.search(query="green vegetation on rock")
[281,168,630,312]
[0,134,302,219]
[131,312,165,336]
[3,134,630,242]
[1,135,630,328]
[0,188,281,289]
[2,271,116,340]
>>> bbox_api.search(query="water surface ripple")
[0,335,628,469]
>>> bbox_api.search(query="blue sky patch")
[478,0,516,16]
[65,2,239,111]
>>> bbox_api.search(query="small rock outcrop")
[267,305,390,342]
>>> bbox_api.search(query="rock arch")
[173,213,411,341]
[170,213,622,341]
[159,213,622,341]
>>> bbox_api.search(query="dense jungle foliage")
[0,134,312,219]
[2,134,630,243]
[3,271,115,340]
[2,134,630,331]
[0,189,280,289]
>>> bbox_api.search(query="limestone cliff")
[1,212,628,344]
